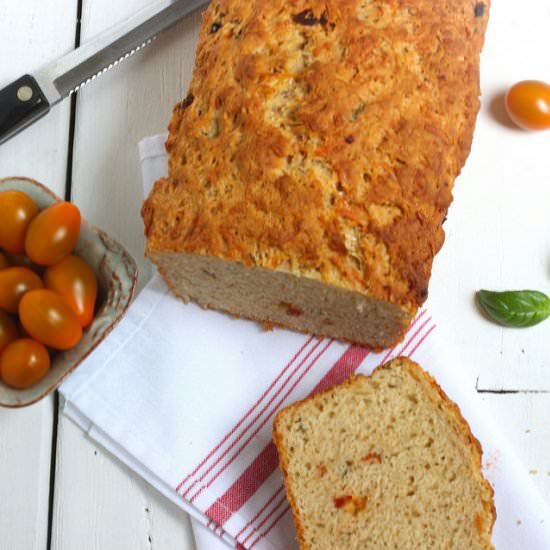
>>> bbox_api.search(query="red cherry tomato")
[25,202,81,266]
[19,289,82,350]
[0,267,43,313]
[0,311,18,353]
[0,338,50,389]
[505,80,550,130]
[0,252,8,270]
[0,190,39,254]
[44,256,98,328]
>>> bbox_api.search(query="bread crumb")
[484,449,501,478]
[260,320,275,331]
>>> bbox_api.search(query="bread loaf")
[142,0,490,349]
[273,357,496,549]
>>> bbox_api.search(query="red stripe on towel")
[206,443,280,528]
[396,315,432,357]
[408,323,436,358]
[189,340,334,502]
[176,336,316,493]
[378,310,427,366]
[248,505,291,549]
[241,494,288,546]
[235,486,285,540]
[310,345,370,395]
[205,344,370,526]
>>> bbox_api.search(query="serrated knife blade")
[0,0,208,145]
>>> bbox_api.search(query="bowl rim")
[0,176,139,408]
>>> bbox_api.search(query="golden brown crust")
[273,357,496,549]
[142,0,489,315]
[273,406,310,549]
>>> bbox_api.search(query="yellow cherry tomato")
[19,289,82,350]
[25,202,81,266]
[0,190,39,254]
[0,338,50,389]
[505,80,550,130]
[44,256,98,328]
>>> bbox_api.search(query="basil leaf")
[477,289,550,328]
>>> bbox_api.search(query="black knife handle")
[0,75,50,145]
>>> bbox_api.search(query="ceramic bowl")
[0,177,138,407]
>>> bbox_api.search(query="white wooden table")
[0,1,549,549]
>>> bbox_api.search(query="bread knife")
[0,0,208,145]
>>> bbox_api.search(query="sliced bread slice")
[273,357,495,549]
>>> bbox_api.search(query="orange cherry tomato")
[0,267,43,313]
[505,80,550,130]
[0,338,50,389]
[0,190,39,254]
[0,311,18,353]
[0,251,8,270]
[25,202,81,266]
[19,289,82,350]
[44,256,98,328]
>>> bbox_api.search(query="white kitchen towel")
[59,134,550,550]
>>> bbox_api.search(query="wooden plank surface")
[1,1,549,549]
[0,0,75,188]
[0,2,76,550]
[0,400,54,550]
[50,416,195,550]
[480,393,550,504]
[51,1,202,549]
